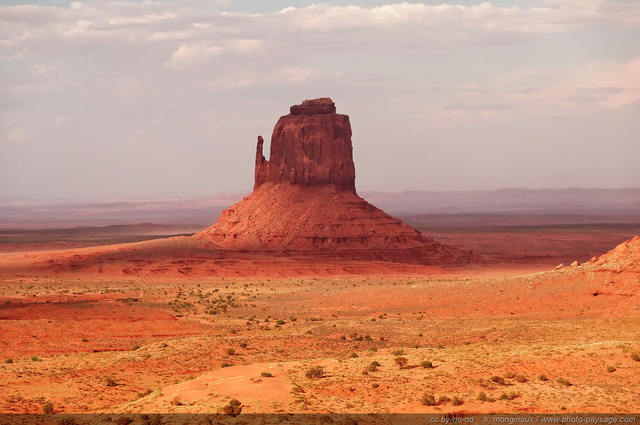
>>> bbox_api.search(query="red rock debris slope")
[196,98,470,265]
[591,235,640,271]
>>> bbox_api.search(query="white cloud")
[166,43,225,69]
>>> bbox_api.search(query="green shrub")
[261,372,273,377]
[539,374,549,381]
[420,360,433,369]
[631,353,640,362]
[4,359,13,364]
[606,365,616,373]
[105,376,117,387]
[451,396,463,406]
[477,392,487,401]
[221,362,233,368]
[225,348,236,356]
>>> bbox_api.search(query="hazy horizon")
[1,0,639,202]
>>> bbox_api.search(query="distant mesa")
[196,98,470,265]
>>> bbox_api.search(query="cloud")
[445,103,513,111]
[1,1,639,199]
[166,43,225,69]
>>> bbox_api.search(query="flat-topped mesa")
[254,98,356,192]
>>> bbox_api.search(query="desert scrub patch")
[451,396,463,406]
[261,372,273,377]
[556,377,572,387]
[105,376,118,387]
[42,402,54,414]
[420,394,436,406]
[606,365,616,373]
[490,375,506,385]
[503,371,516,379]
[291,384,305,394]
[366,361,381,372]
[394,356,408,369]
[538,374,549,381]
[436,395,449,404]
[305,366,324,378]
[477,392,488,401]
[225,348,236,356]
[499,391,520,400]
[221,399,242,417]
[631,352,640,362]
[420,360,433,369]
[515,374,528,383]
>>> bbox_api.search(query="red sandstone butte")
[196,98,470,265]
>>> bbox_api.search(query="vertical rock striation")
[254,98,356,191]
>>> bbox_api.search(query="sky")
[1,0,639,202]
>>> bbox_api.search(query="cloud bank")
[1,0,639,200]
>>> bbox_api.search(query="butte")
[0,98,470,277]
[196,98,469,265]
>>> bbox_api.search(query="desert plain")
[1,215,639,418]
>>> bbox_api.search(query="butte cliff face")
[196,98,469,265]
[254,98,355,191]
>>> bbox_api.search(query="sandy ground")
[0,228,638,416]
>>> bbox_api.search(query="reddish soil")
[0,223,638,415]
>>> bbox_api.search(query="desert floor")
[0,218,638,416]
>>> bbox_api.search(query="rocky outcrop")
[289,97,337,115]
[197,98,471,265]
[592,236,640,271]
[254,98,355,191]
